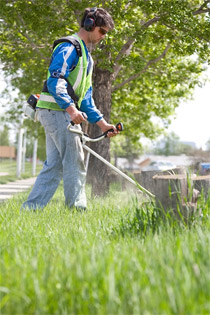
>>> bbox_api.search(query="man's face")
[89,26,109,44]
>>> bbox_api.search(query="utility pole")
[16,127,24,178]
[32,138,38,176]
[22,129,27,173]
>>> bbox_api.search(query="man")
[22,7,118,211]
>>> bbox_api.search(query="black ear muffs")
[84,7,97,31]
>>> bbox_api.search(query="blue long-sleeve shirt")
[47,40,103,124]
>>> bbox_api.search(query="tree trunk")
[87,67,112,196]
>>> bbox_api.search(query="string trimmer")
[67,122,155,199]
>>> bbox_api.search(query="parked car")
[199,163,210,174]
[142,160,176,171]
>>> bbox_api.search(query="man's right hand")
[66,105,87,124]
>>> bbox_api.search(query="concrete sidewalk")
[0,177,36,202]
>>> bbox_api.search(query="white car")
[142,161,176,171]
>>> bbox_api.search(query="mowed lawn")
[0,184,210,315]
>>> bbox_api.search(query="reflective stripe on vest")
[73,52,83,91]
[39,94,56,103]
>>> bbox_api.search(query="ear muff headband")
[84,7,97,32]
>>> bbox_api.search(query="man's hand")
[97,119,119,138]
[66,105,87,124]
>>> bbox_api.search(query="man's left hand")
[97,119,119,138]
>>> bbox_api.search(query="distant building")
[0,146,16,159]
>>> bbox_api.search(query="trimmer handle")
[116,122,123,132]
[68,121,124,142]
[104,122,124,137]
[70,112,87,126]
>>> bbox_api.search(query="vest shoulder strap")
[52,36,82,57]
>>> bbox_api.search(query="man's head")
[81,7,114,32]
[79,7,114,45]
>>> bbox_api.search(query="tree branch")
[193,0,210,15]
[111,38,135,81]
[70,0,83,24]
[111,1,209,84]
[141,16,161,28]
[193,8,210,15]
[112,43,171,92]
[111,16,161,81]
[112,0,210,80]
[16,14,47,60]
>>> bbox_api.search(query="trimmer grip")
[104,122,123,137]
[116,122,123,132]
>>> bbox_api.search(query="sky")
[167,69,210,149]
[0,68,210,148]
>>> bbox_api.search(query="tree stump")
[152,174,190,218]
[134,167,186,196]
[192,175,210,199]
[135,168,200,219]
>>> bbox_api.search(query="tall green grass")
[0,185,210,314]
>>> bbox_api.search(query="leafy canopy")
[0,0,210,143]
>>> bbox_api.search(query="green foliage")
[0,185,210,314]
[111,134,143,160]
[151,131,196,156]
[0,124,10,146]
[1,0,210,147]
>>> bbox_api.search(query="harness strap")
[52,36,82,57]
[41,36,81,109]
[42,76,79,107]
[59,75,79,105]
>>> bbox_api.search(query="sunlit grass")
[0,184,210,314]
[0,160,43,184]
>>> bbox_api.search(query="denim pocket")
[39,110,58,134]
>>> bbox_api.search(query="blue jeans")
[22,109,87,210]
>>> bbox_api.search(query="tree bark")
[87,67,112,196]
